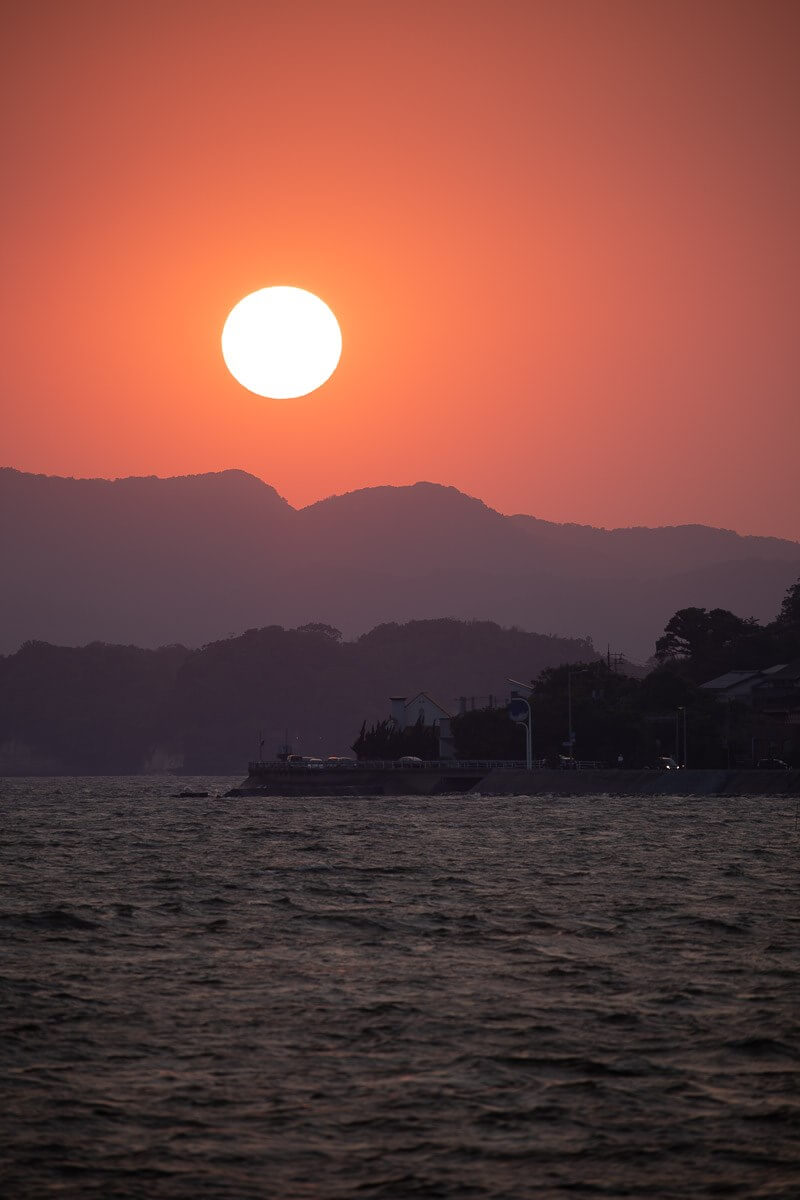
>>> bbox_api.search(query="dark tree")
[654,606,764,679]
[352,714,438,760]
[452,707,526,759]
[531,661,646,764]
[776,577,800,629]
[352,718,401,759]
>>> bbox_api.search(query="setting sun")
[221,286,342,399]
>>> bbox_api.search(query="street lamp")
[676,706,688,769]
[507,677,533,770]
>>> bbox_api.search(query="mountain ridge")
[5,466,797,547]
[2,467,798,660]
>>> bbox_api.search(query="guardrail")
[247,758,547,772]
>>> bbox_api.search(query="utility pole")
[683,706,688,770]
[568,669,574,755]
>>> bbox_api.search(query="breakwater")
[229,763,487,796]
[231,762,800,798]
[472,768,800,797]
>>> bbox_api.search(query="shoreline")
[471,768,800,797]
[230,765,800,798]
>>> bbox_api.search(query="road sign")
[507,698,529,722]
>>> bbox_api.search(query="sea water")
[1,778,798,1198]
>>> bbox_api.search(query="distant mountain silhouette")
[2,468,798,660]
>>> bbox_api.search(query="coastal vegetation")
[449,578,800,767]
[352,716,439,762]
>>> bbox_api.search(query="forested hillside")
[0,619,593,773]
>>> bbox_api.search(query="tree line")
[435,578,800,767]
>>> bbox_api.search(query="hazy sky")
[3,0,798,538]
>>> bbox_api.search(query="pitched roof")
[700,670,763,691]
[405,691,453,718]
[755,657,800,682]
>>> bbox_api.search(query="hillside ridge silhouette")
[2,467,798,659]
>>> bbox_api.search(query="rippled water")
[1,778,799,1199]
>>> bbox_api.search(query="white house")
[389,693,455,758]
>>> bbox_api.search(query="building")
[389,693,455,758]
[752,659,800,724]
[700,665,786,703]
[700,660,800,764]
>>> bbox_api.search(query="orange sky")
[3,0,799,539]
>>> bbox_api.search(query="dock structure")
[227,761,800,798]
[229,759,521,796]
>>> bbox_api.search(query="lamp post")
[676,706,688,768]
[725,698,731,770]
[507,677,533,770]
[683,706,688,769]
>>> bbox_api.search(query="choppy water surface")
[1,779,799,1199]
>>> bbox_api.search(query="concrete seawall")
[470,769,800,797]
[231,766,486,797]
[230,766,800,798]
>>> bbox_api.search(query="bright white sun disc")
[221,286,342,398]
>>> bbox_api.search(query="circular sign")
[507,698,529,722]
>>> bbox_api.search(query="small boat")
[171,789,209,798]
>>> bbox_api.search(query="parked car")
[397,756,423,766]
[287,755,324,769]
[756,758,789,770]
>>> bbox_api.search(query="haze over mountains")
[2,468,798,661]
[0,621,595,773]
